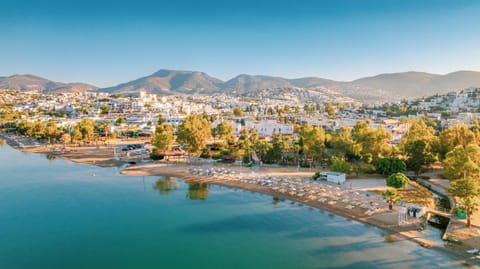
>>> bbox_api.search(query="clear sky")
[1,0,480,87]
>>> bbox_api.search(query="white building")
[319,172,346,184]
[244,120,293,137]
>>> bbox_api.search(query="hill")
[3,70,480,102]
[338,71,480,101]
[100,69,223,94]
[220,74,293,93]
[0,74,97,93]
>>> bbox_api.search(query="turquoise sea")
[0,144,467,268]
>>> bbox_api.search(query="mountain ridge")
[0,74,97,93]
[100,69,222,94]
[2,69,480,102]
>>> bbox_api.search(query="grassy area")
[367,181,434,207]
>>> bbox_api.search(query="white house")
[319,172,346,184]
[244,120,293,137]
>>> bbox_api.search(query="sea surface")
[0,144,467,269]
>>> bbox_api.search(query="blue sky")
[1,0,480,87]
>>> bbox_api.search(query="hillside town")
[1,87,480,143]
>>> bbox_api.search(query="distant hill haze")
[0,74,97,93]
[99,69,480,101]
[341,71,480,101]
[100,69,222,94]
[2,70,480,101]
[221,74,293,93]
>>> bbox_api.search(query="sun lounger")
[466,248,479,254]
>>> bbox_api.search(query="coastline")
[0,132,478,266]
[121,162,477,266]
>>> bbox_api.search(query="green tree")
[399,119,437,151]
[330,156,351,174]
[238,128,251,149]
[157,114,165,125]
[233,107,243,117]
[405,140,436,176]
[254,139,271,161]
[375,158,406,176]
[215,121,234,146]
[330,126,354,158]
[177,115,211,155]
[448,177,480,227]
[438,124,476,159]
[100,105,110,115]
[442,144,480,180]
[152,123,175,153]
[60,133,71,145]
[115,117,126,126]
[249,128,258,145]
[386,172,409,189]
[32,120,46,139]
[80,106,88,115]
[325,103,336,119]
[238,128,253,163]
[45,119,60,143]
[71,127,82,144]
[76,118,95,143]
[299,124,326,164]
[263,133,283,164]
[382,189,401,210]
[352,122,392,162]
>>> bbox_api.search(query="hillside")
[288,77,339,88]
[338,71,480,101]
[100,69,223,94]
[0,74,97,93]
[221,75,293,93]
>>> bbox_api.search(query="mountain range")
[2,69,480,102]
[0,74,97,93]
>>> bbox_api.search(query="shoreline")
[121,162,477,266]
[1,132,478,266]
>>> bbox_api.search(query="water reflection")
[0,138,5,145]
[186,182,209,201]
[46,154,56,161]
[153,177,179,195]
[272,196,285,207]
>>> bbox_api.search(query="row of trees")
[13,118,103,145]
[152,116,480,179]
[152,114,330,165]
[326,119,480,181]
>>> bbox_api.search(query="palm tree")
[382,189,401,210]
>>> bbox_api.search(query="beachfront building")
[318,172,346,184]
[244,120,294,138]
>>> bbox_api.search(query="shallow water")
[0,145,468,268]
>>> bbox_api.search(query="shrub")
[386,172,409,189]
[330,156,351,174]
[375,158,406,176]
[352,162,376,175]
[200,148,212,159]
